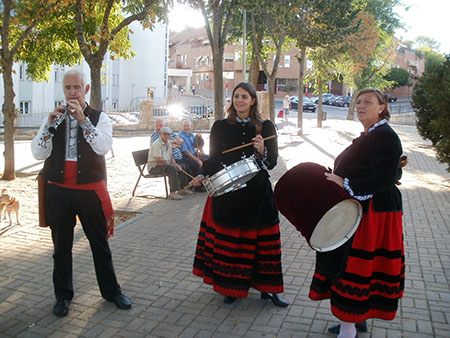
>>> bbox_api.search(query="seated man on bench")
[147,127,193,200]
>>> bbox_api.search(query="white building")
[0,21,168,126]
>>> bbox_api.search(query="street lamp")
[242,9,247,82]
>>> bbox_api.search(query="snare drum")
[274,162,362,252]
[203,157,260,197]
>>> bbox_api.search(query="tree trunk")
[317,87,323,128]
[1,60,17,180]
[212,46,225,121]
[249,42,259,89]
[347,95,356,121]
[297,47,307,136]
[267,76,276,122]
[88,58,103,110]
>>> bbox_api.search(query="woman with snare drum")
[310,88,405,338]
[190,82,288,307]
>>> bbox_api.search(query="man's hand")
[196,157,203,168]
[66,99,86,123]
[190,175,204,187]
[49,105,67,125]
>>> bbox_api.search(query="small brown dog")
[0,188,21,225]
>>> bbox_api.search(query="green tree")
[249,0,292,122]
[73,0,168,109]
[22,0,169,110]
[343,0,402,120]
[384,67,409,88]
[412,55,450,171]
[0,0,73,180]
[183,0,239,120]
[288,0,358,131]
[415,35,441,51]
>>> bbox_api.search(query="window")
[112,100,118,109]
[223,53,234,62]
[276,78,297,92]
[223,72,235,80]
[19,65,25,80]
[284,55,291,68]
[20,101,31,114]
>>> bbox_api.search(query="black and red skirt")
[309,201,405,322]
[193,197,284,298]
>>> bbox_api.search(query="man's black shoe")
[109,294,132,310]
[261,292,289,308]
[53,299,70,317]
[328,321,368,334]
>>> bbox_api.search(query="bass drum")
[274,162,362,252]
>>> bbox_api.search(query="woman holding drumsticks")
[190,82,288,307]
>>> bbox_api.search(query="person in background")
[151,118,192,180]
[282,95,291,121]
[148,126,193,200]
[190,82,288,308]
[178,119,202,177]
[31,69,131,317]
[310,88,405,338]
[224,97,232,116]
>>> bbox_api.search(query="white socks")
[337,321,356,338]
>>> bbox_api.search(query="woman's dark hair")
[226,82,263,126]
[356,88,391,120]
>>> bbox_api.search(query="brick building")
[168,27,302,99]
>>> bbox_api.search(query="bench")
[131,149,169,198]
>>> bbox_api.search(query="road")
[275,99,412,120]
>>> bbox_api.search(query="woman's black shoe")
[328,321,368,334]
[261,292,289,307]
[223,296,236,304]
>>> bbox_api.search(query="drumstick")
[179,168,195,180]
[222,135,277,154]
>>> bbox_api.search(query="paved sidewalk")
[0,117,449,337]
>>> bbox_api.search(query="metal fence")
[3,103,213,129]
[388,102,413,114]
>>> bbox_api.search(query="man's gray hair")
[63,69,87,88]
[182,119,192,126]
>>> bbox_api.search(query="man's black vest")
[42,105,107,184]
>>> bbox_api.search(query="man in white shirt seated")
[147,126,193,200]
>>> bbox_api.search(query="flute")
[48,105,69,134]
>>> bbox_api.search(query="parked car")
[333,96,353,107]
[289,96,316,112]
[385,93,397,102]
[329,95,343,106]
[313,93,334,105]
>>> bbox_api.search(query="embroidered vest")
[42,106,107,184]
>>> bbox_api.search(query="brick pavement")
[0,117,449,337]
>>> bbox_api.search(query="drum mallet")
[222,134,277,154]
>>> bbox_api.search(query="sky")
[168,1,450,55]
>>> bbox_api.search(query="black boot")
[223,296,236,304]
[261,292,289,307]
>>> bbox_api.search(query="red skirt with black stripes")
[193,196,284,298]
[309,201,405,322]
